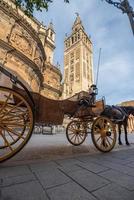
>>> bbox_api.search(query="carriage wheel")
[0,86,34,162]
[0,115,26,149]
[66,120,87,146]
[91,116,116,152]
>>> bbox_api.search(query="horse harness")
[112,105,128,122]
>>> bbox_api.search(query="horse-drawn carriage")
[0,64,116,162]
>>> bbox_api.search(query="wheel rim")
[91,117,116,152]
[0,86,34,162]
[66,120,87,146]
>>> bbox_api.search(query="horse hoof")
[126,143,130,146]
[119,142,123,145]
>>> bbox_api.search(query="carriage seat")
[68,91,96,107]
[78,92,97,108]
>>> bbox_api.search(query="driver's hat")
[90,84,96,88]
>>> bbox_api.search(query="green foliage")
[15,0,69,16]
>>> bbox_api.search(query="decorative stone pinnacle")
[75,12,79,17]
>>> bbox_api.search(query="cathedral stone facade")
[0,0,62,99]
[62,14,94,99]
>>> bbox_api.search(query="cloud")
[98,52,134,104]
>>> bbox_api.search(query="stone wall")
[0,0,62,99]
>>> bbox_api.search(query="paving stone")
[82,153,131,164]
[0,181,48,200]
[99,169,134,190]
[35,168,71,189]
[77,162,109,174]
[76,155,100,163]
[0,165,31,178]
[93,183,134,200]
[124,157,134,163]
[109,150,134,160]
[47,181,97,200]
[93,155,131,165]
[56,158,82,166]
[0,174,36,187]
[58,163,82,173]
[126,161,134,168]
[56,158,83,173]
[92,159,134,177]
[29,161,59,172]
[76,154,130,166]
[68,169,109,192]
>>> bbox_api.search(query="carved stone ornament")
[33,57,42,66]
[10,25,33,57]
[33,47,43,67]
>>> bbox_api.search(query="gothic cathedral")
[62,14,94,99]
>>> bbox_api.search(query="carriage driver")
[89,84,98,106]
[79,84,98,107]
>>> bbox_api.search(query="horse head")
[121,106,134,116]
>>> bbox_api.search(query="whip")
[95,48,102,87]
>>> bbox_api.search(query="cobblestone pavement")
[1,133,134,200]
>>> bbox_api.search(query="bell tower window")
[72,37,74,44]
[50,31,53,39]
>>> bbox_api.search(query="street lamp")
[102,0,134,36]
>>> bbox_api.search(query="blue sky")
[34,0,134,105]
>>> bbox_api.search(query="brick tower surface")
[62,14,94,99]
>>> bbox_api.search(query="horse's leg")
[124,121,130,145]
[118,124,122,145]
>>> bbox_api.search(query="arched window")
[75,34,77,42]
[72,36,74,44]
[78,32,80,40]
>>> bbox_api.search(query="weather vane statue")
[75,12,79,17]
[102,0,134,36]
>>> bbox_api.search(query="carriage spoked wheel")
[66,120,87,146]
[0,86,34,162]
[91,116,116,152]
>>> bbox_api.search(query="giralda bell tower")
[62,13,94,99]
